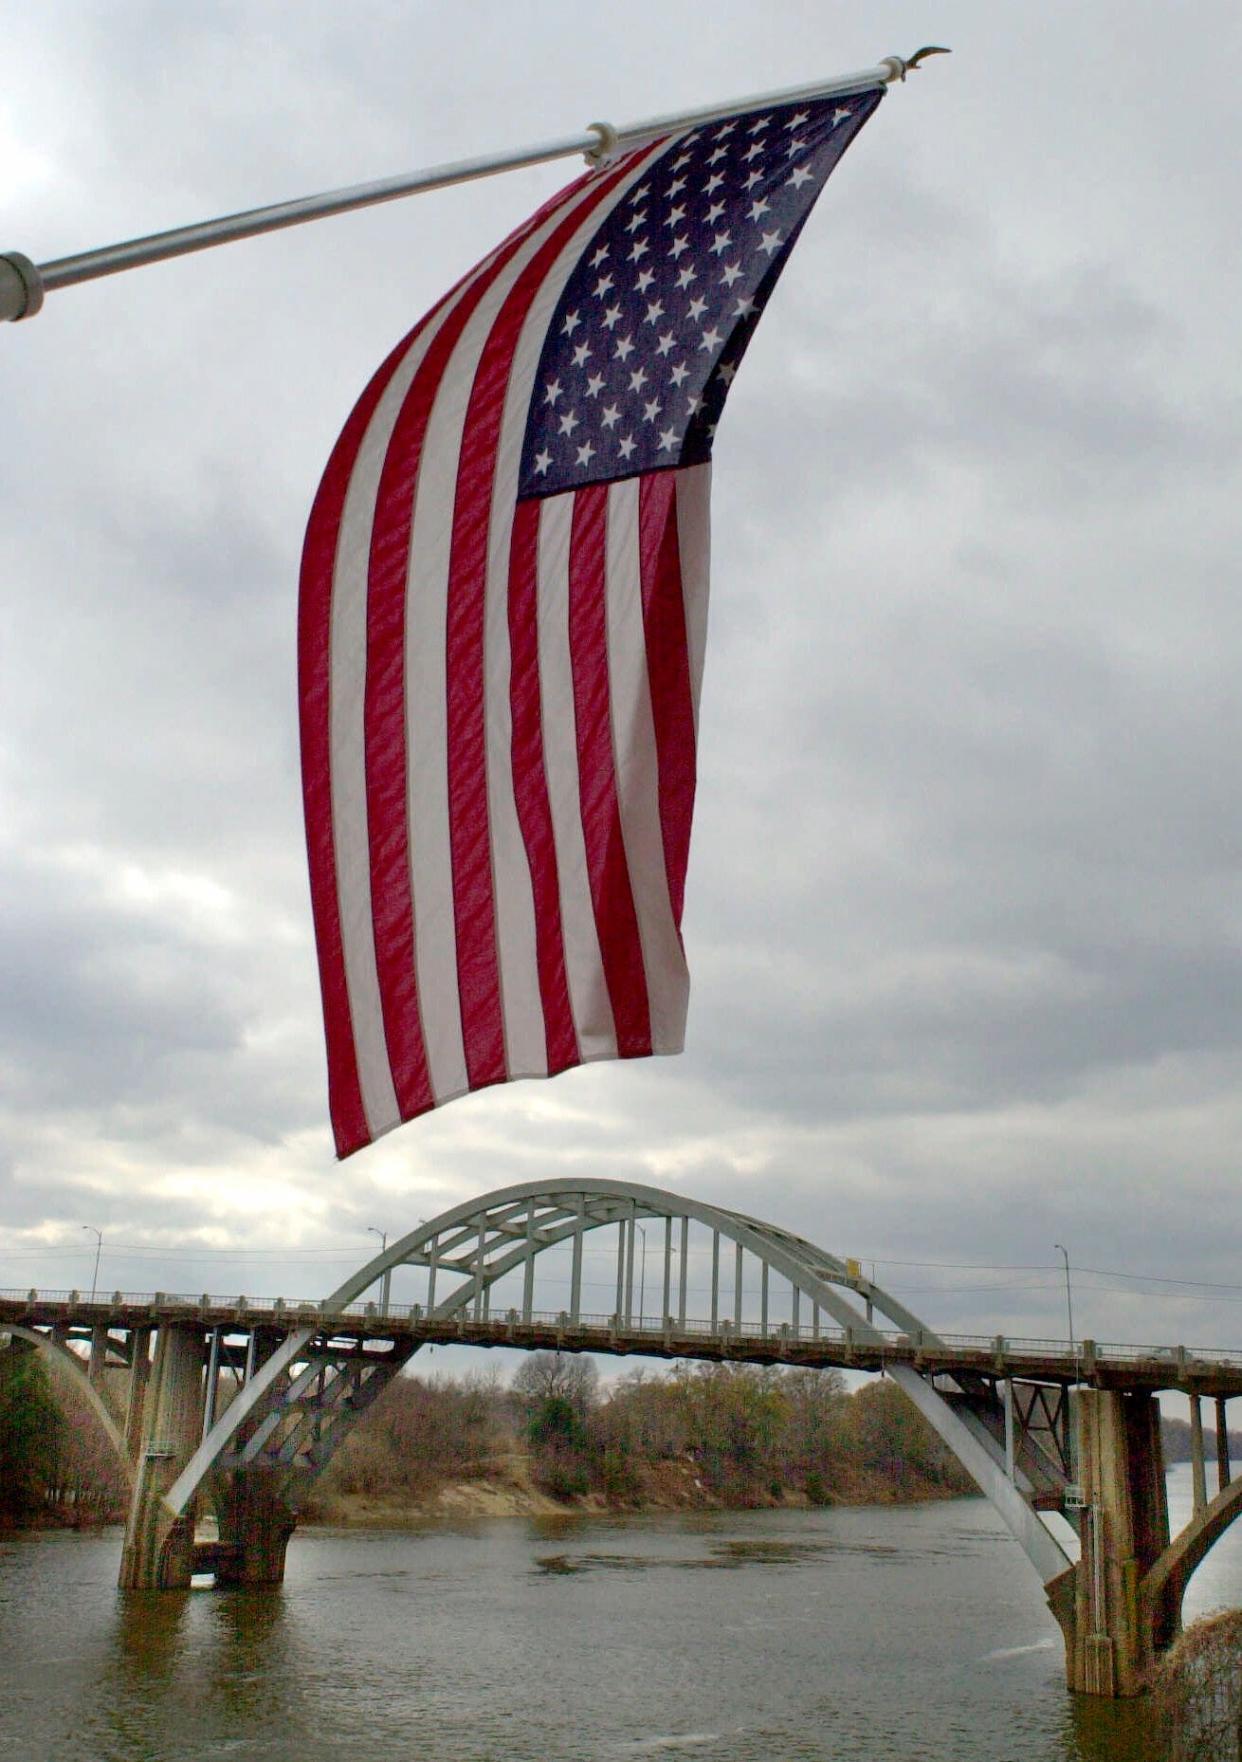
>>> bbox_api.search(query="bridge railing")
[4,1287,1240,1371]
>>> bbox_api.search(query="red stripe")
[444,153,661,1091]
[364,220,561,1118]
[300,322,430,1157]
[568,486,652,1056]
[508,499,579,1073]
[638,472,698,930]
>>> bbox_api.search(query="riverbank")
[302,1446,970,1527]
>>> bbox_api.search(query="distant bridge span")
[4,1176,1241,1698]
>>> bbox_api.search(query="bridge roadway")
[6,1289,1242,1399]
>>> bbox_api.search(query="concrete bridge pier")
[206,1468,297,1586]
[119,1322,206,1590]
[1051,1388,1175,1697]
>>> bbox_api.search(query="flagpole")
[0,49,946,323]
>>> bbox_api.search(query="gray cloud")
[3,2,1241,1360]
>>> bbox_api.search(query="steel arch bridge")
[5,1175,1242,1697]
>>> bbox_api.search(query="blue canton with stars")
[517,88,883,499]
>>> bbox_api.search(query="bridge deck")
[6,1292,1242,1397]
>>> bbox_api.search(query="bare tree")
[1152,1610,1242,1761]
[511,1352,599,1421]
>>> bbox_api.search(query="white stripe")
[674,463,712,736]
[483,144,670,1080]
[329,301,472,1140]
[604,478,689,1052]
[535,495,618,1059]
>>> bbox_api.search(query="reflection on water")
[0,1466,1236,1762]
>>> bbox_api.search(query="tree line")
[310,1353,976,1513]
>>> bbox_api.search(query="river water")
[0,1465,1236,1762]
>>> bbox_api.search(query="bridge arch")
[1142,1473,1242,1642]
[2,1321,132,1481]
[164,1177,1071,1585]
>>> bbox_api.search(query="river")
[0,1464,1236,1762]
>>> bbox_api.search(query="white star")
[757,229,782,256]
[664,204,687,229]
[742,140,765,163]
[748,196,771,222]
[719,261,743,288]
[686,294,708,320]
[699,326,723,353]
[706,200,726,225]
[686,392,708,418]
[734,294,758,318]
[561,311,582,337]
[676,264,697,290]
[644,299,665,325]
[786,110,809,130]
[668,235,690,260]
[668,175,687,198]
[669,361,690,388]
[572,341,591,368]
[601,303,623,330]
[543,379,563,406]
[710,231,732,256]
[558,409,580,436]
[704,171,725,195]
[629,365,649,393]
[613,334,635,361]
[718,360,738,385]
[636,268,656,294]
[672,151,693,170]
[714,120,737,138]
[624,209,647,234]
[590,245,609,268]
[786,137,807,156]
[633,184,650,200]
[655,330,676,358]
[643,397,663,423]
[788,165,813,190]
[707,144,728,166]
[585,373,605,399]
[600,403,621,430]
[628,237,649,263]
[832,106,852,124]
[658,424,678,451]
[746,115,771,136]
[576,440,596,467]
[618,434,637,460]
[533,449,552,476]
[593,273,614,299]
[743,168,763,191]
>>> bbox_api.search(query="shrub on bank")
[1151,1610,1242,1761]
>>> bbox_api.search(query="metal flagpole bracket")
[0,251,44,322]
[583,121,620,167]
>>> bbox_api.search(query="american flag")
[300,85,884,1157]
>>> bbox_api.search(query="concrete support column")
[1216,1398,1230,1494]
[123,1326,154,1459]
[88,1326,109,1392]
[208,1469,296,1585]
[119,1322,206,1590]
[1058,1389,1172,1697]
[1189,1396,1207,1514]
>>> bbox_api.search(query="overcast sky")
[3,2,1241,1362]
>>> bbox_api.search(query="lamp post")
[367,1226,391,1317]
[1054,1243,1076,1375]
[81,1225,103,1303]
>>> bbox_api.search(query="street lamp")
[1054,1243,1076,1373]
[82,1225,103,1303]
[367,1226,392,1316]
